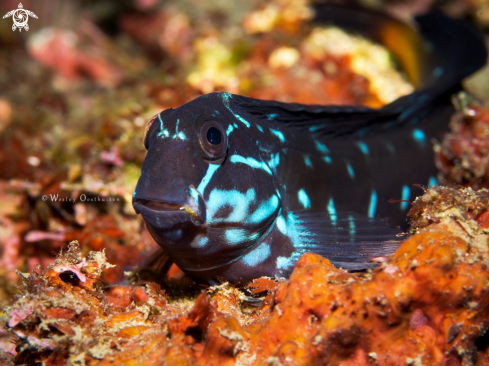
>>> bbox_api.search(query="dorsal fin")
[232,9,486,139]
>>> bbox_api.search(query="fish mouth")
[133,198,205,226]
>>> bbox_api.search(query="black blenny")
[133,5,487,284]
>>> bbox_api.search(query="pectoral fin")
[285,211,402,270]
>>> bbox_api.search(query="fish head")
[133,92,281,272]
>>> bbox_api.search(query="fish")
[132,4,487,285]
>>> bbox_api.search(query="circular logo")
[12,9,29,28]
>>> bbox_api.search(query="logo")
[3,3,38,32]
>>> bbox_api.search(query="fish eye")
[195,115,227,162]
[206,127,222,145]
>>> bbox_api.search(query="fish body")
[133,7,487,284]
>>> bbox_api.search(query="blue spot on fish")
[225,229,259,245]
[298,188,311,209]
[230,155,272,175]
[157,113,170,138]
[197,163,220,195]
[413,129,426,144]
[323,156,332,164]
[368,190,377,218]
[276,216,287,235]
[276,255,291,269]
[315,141,330,154]
[269,128,285,142]
[242,243,271,266]
[172,119,187,140]
[357,142,369,155]
[207,188,256,223]
[267,113,278,120]
[327,199,336,225]
[189,187,200,205]
[428,176,437,186]
[191,235,209,248]
[257,125,263,132]
[226,124,234,136]
[401,185,410,211]
[221,92,251,127]
[248,195,279,224]
[348,215,356,235]
[268,153,280,171]
[303,155,313,168]
[346,162,355,179]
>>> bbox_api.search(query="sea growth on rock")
[2,186,489,365]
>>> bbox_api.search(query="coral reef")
[3,186,489,365]
[435,94,489,189]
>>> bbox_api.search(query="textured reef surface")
[1,0,489,363]
[3,185,489,365]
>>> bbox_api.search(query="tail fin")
[312,3,487,97]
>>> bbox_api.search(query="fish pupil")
[207,127,222,145]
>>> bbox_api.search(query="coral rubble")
[3,186,489,365]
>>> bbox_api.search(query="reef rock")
[3,186,489,365]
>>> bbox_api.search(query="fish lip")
[133,198,204,226]
[133,198,183,212]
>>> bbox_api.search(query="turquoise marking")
[357,142,369,155]
[428,176,437,186]
[207,188,256,223]
[298,188,311,209]
[267,113,278,120]
[234,123,238,128]
[276,216,287,235]
[275,189,281,199]
[197,163,220,195]
[286,212,316,255]
[189,187,200,205]
[412,129,426,143]
[172,119,187,140]
[225,228,259,245]
[323,156,332,164]
[346,162,355,179]
[191,235,209,248]
[368,190,377,218]
[303,155,313,168]
[257,125,264,132]
[234,114,251,128]
[132,189,136,198]
[230,155,272,175]
[221,92,250,127]
[242,243,271,266]
[248,195,279,224]
[214,110,220,115]
[348,215,356,235]
[268,153,280,171]
[276,256,291,269]
[226,124,234,136]
[157,113,170,138]
[401,185,410,211]
[309,124,326,132]
[327,199,336,225]
[315,141,330,154]
[269,128,285,142]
